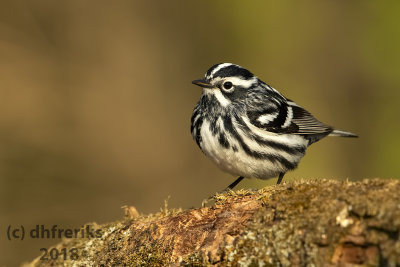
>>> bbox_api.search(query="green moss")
[186,179,400,266]
[26,179,400,267]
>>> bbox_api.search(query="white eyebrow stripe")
[226,77,257,88]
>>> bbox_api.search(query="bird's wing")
[286,100,333,135]
[246,97,333,135]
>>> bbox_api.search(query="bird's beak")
[192,79,214,89]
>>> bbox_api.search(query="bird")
[190,63,357,190]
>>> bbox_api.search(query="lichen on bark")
[24,179,400,266]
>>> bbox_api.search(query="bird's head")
[192,63,259,107]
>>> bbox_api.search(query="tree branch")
[25,179,400,266]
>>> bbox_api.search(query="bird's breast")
[197,116,308,179]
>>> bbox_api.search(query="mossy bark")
[24,179,400,266]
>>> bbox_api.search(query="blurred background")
[0,0,399,265]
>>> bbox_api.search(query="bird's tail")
[329,129,358,138]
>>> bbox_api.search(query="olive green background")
[0,1,399,265]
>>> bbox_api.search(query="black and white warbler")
[190,63,357,189]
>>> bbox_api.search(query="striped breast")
[191,107,309,179]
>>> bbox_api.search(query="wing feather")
[245,83,332,137]
[247,97,332,136]
[288,101,332,135]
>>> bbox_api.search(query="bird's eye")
[222,81,233,90]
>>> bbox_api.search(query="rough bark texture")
[25,179,400,266]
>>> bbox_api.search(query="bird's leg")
[204,176,245,202]
[225,176,244,191]
[276,172,285,184]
